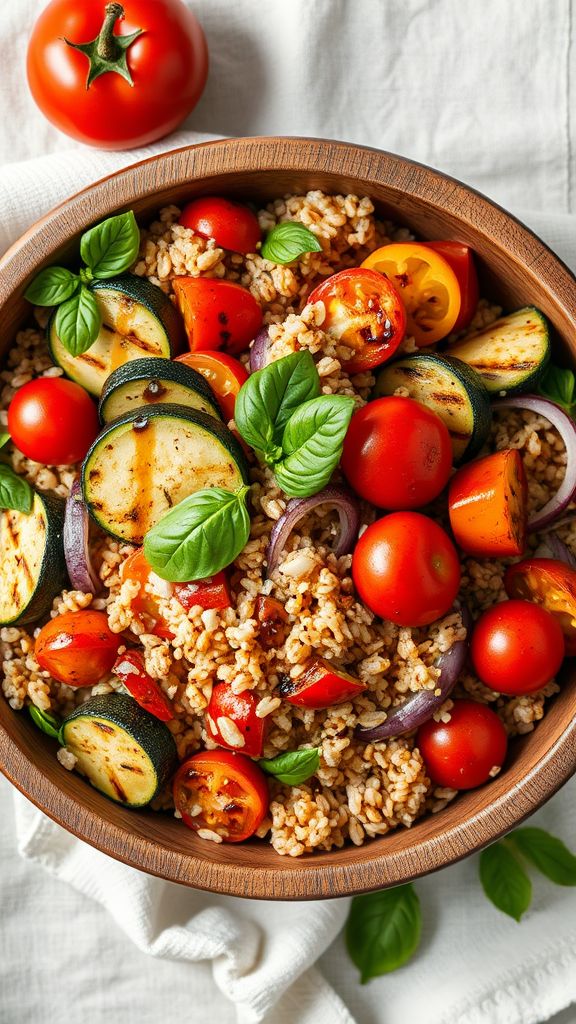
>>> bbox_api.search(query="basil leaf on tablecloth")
[261,221,322,265]
[479,842,532,921]
[274,394,354,496]
[259,748,320,785]
[80,210,140,279]
[235,350,320,459]
[346,883,422,982]
[538,363,576,415]
[24,266,80,307]
[54,285,101,357]
[510,828,576,886]
[0,464,33,514]
[144,486,250,583]
[29,706,62,741]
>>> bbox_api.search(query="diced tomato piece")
[255,595,289,650]
[448,449,528,558]
[278,656,366,709]
[113,650,174,722]
[175,571,231,612]
[205,683,266,757]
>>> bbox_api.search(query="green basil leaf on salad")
[29,705,62,741]
[80,210,140,279]
[538,363,576,414]
[346,884,422,982]
[54,285,101,357]
[0,433,10,450]
[24,267,80,307]
[479,842,532,921]
[510,828,576,886]
[274,394,355,496]
[144,486,251,583]
[261,222,323,265]
[259,747,320,785]
[0,464,33,514]
[235,350,320,459]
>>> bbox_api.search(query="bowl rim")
[1,135,576,899]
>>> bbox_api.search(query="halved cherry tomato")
[173,750,269,842]
[175,351,248,421]
[341,396,453,509]
[255,595,289,651]
[8,377,99,465]
[206,683,265,757]
[172,277,263,355]
[35,610,119,687]
[417,699,508,790]
[449,449,527,558]
[361,243,461,346]
[423,241,479,332]
[307,268,406,373]
[505,557,576,656]
[179,197,261,254]
[113,650,174,721]
[278,656,366,709]
[470,599,565,695]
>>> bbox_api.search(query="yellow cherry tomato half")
[361,243,462,346]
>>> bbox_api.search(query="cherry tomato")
[341,396,453,510]
[26,0,208,150]
[307,268,406,373]
[278,656,366,710]
[175,351,248,422]
[449,449,527,558]
[35,610,119,687]
[505,557,576,656]
[179,198,261,255]
[173,750,269,842]
[8,377,99,465]
[423,242,479,332]
[206,684,265,758]
[352,511,461,627]
[417,699,508,790]
[361,243,461,346]
[173,278,263,356]
[255,595,289,651]
[112,650,174,721]
[470,599,565,696]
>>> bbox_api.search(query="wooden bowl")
[1,137,575,900]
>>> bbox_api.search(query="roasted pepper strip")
[448,449,528,558]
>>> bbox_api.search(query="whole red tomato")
[35,610,120,687]
[352,511,460,626]
[417,699,508,790]
[26,0,208,149]
[8,377,99,465]
[470,599,565,695]
[342,396,453,509]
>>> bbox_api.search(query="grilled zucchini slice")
[98,356,221,423]
[447,307,550,395]
[60,694,177,807]
[82,403,249,544]
[48,275,185,397]
[374,352,491,463]
[0,491,67,626]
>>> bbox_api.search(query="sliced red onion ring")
[249,326,271,373]
[540,531,576,568]
[266,486,360,576]
[64,481,101,594]
[494,395,576,531]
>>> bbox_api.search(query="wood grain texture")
[1,137,575,900]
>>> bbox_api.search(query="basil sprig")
[259,747,320,785]
[261,222,322,265]
[24,210,140,357]
[275,395,354,496]
[346,884,422,982]
[510,827,576,887]
[0,464,33,514]
[479,827,576,922]
[234,350,320,460]
[538,362,576,417]
[144,486,250,583]
[29,705,62,742]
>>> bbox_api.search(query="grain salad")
[1,189,573,856]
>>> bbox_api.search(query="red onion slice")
[64,481,101,594]
[494,395,576,530]
[266,486,360,576]
[541,531,576,568]
[249,326,271,373]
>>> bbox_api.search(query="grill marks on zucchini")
[82,403,248,543]
[0,492,67,626]
[447,307,550,395]
[98,356,221,423]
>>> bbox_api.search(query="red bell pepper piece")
[278,656,366,709]
[255,594,289,650]
[174,571,232,612]
[113,650,174,722]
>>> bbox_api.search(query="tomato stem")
[64,2,143,89]
[97,3,125,61]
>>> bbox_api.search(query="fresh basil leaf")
[0,433,10,450]
[144,486,250,583]
[0,464,33,514]
[479,842,532,921]
[29,705,62,741]
[54,285,101,357]
[346,884,422,982]
[274,394,354,496]
[538,363,576,413]
[235,351,320,458]
[261,222,323,265]
[80,210,140,279]
[259,748,320,785]
[24,266,80,307]
[510,827,576,886]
